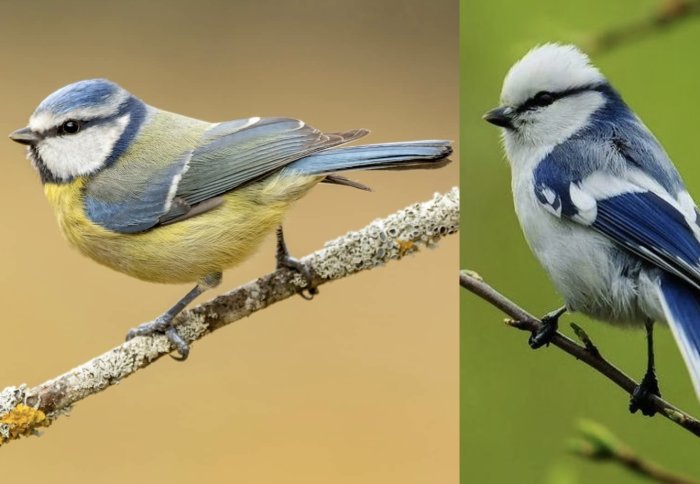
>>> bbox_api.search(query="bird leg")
[629,319,661,417]
[529,306,566,349]
[125,272,222,361]
[275,225,318,300]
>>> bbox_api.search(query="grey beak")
[9,127,40,145]
[483,106,515,130]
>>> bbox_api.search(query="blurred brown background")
[0,0,457,482]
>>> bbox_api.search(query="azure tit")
[485,44,700,415]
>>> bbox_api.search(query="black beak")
[9,127,39,146]
[483,106,515,130]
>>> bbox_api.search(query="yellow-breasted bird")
[9,79,452,358]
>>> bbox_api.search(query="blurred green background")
[462,0,700,482]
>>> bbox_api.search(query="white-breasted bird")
[484,43,700,414]
[9,79,452,359]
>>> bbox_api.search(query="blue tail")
[658,273,700,399]
[281,140,452,177]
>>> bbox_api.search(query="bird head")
[9,79,146,183]
[484,44,611,148]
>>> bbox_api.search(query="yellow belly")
[44,173,320,284]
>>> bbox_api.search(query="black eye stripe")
[517,84,600,113]
[41,114,115,139]
[41,119,88,138]
[36,99,134,141]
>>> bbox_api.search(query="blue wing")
[592,191,700,289]
[84,152,190,233]
[169,118,368,213]
[532,121,700,289]
[85,117,368,233]
[534,163,700,290]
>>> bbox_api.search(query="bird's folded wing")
[534,171,700,290]
[85,117,368,233]
[161,117,367,222]
[536,167,700,401]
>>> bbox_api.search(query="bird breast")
[42,174,319,284]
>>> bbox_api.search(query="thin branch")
[570,420,699,484]
[0,188,459,447]
[587,0,700,53]
[459,270,700,439]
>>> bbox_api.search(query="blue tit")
[485,44,700,413]
[9,79,452,359]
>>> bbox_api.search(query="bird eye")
[60,120,82,135]
[532,91,555,107]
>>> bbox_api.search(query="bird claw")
[125,316,171,341]
[629,372,661,417]
[528,307,565,349]
[166,327,190,361]
[125,316,190,361]
[278,255,319,300]
[275,226,318,299]
[528,322,557,349]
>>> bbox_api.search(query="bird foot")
[629,371,661,417]
[275,226,318,300]
[126,316,190,361]
[528,307,565,349]
[277,254,318,300]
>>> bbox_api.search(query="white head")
[485,44,609,149]
[9,79,147,183]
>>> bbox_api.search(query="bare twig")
[0,188,459,447]
[459,270,700,439]
[570,420,699,484]
[587,0,700,53]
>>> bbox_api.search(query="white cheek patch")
[37,114,130,181]
[522,91,605,146]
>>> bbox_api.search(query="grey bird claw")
[280,255,319,300]
[275,225,319,299]
[125,316,170,341]
[166,327,190,361]
[125,317,190,361]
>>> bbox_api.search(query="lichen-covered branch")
[0,188,459,447]
[570,420,699,484]
[586,0,700,53]
[460,270,700,439]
